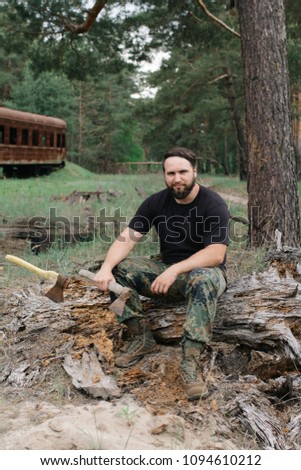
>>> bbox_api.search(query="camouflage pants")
[112,256,227,344]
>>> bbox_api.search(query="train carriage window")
[22,129,29,145]
[10,127,17,145]
[57,133,61,148]
[0,125,4,144]
[50,133,54,147]
[32,130,39,146]
[42,133,47,146]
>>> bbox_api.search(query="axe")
[79,269,131,317]
[5,254,69,303]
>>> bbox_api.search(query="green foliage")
[285,0,301,89]
[0,49,24,101]
[6,65,76,119]
[71,73,143,171]
[0,0,301,177]
[138,46,242,174]
[0,1,133,80]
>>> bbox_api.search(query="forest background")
[1,0,301,250]
[1,0,300,176]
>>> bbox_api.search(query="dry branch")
[195,0,240,38]
[60,0,108,34]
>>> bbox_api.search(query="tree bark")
[293,91,301,179]
[60,0,108,34]
[237,0,300,247]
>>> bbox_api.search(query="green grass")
[1,162,246,217]
[0,162,266,286]
[1,162,162,219]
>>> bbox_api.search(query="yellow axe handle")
[5,255,59,283]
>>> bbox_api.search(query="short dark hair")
[163,147,197,169]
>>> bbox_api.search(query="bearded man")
[94,147,230,400]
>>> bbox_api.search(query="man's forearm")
[101,227,143,271]
[94,227,143,290]
[101,239,133,271]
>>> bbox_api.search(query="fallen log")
[2,255,301,378]
[0,214,118,253]
[0,216,95,253]
[144,259,301,370]
[212,266,301,365]
[1,253,301,364]
[2,250,301,449]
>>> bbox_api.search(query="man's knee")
[187,267,226,297]
[188,268,216,289]
[113,258,157,294]
[113,258,139,277]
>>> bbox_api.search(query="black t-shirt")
[128,185,230,266]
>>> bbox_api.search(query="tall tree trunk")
[223,67,247,180]
[222,132,230,176]
[102,85,112,173]
[293,92,301,179]
[238,0,300,247]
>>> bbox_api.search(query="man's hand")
[93,265,115,291]
[151,265,180,295]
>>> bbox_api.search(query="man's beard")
[167,178,196,200]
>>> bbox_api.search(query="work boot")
[180,339,209,401]
[123,317,141,340]
[115,318,157,368]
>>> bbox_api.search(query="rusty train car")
[0,107,67,177]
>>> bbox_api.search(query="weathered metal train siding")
[0,107,66,168]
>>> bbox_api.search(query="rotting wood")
[0,187,127,253]
[212,272,301,365]
[235,391,286,450]
[135,187,149,198]
[145,261,301,367]
[63,351,121,399]
[288,413,301,448]
[0,214,115,254]
[0,216,95,252]
[2,252,301,449]
[3,257,301,367]
[50,189,107,204]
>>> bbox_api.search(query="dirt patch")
[0,237,28,257]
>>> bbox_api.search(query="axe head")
[45,274,70,303]
[110,287,131,316]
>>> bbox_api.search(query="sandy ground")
[0,393,212,450]
[0,367,238,451]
